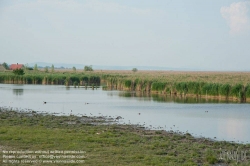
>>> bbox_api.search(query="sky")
[0,0,250,71]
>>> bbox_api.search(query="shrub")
[132,68,138,72]
[13,69,25,75]
[124,80,132,88]
[84,65,93,71]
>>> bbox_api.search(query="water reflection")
[118,92,238,103]
[13,89,24,96]
[1,84,250,143]
[151,94,231,103]
[217,119,246,143]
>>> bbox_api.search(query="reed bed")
[98,70,250,101]
[1,70,250,101]
[0,70,101,86]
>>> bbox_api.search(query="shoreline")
[104,88,250,103]
[0,107,249,165]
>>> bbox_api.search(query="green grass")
[0,108,249,165]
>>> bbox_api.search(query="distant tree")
[84,65,93,71]
[72,66,76,72]
[132,68,138,72]
[2,62,9,70]
[34,64,38,71]
[13,68,25,75]
[51,64,54,73]
[44,66,49,73]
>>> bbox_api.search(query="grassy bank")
[1,70,250,101]
[0,108,249,165]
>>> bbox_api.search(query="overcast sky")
[0,0,250,70]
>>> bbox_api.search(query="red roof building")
[9,63,24,70]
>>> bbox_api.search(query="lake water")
[0,84,250,143]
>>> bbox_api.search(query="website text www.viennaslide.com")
[2,150,86,164]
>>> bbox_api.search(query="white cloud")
[220,1,250,34]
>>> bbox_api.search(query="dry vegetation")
[92,70,250,85]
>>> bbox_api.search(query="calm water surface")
[1,84,250,143]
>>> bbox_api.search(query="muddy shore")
[0,107,249,165]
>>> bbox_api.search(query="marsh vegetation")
[1,69,250,101]
[0,108,249,166]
